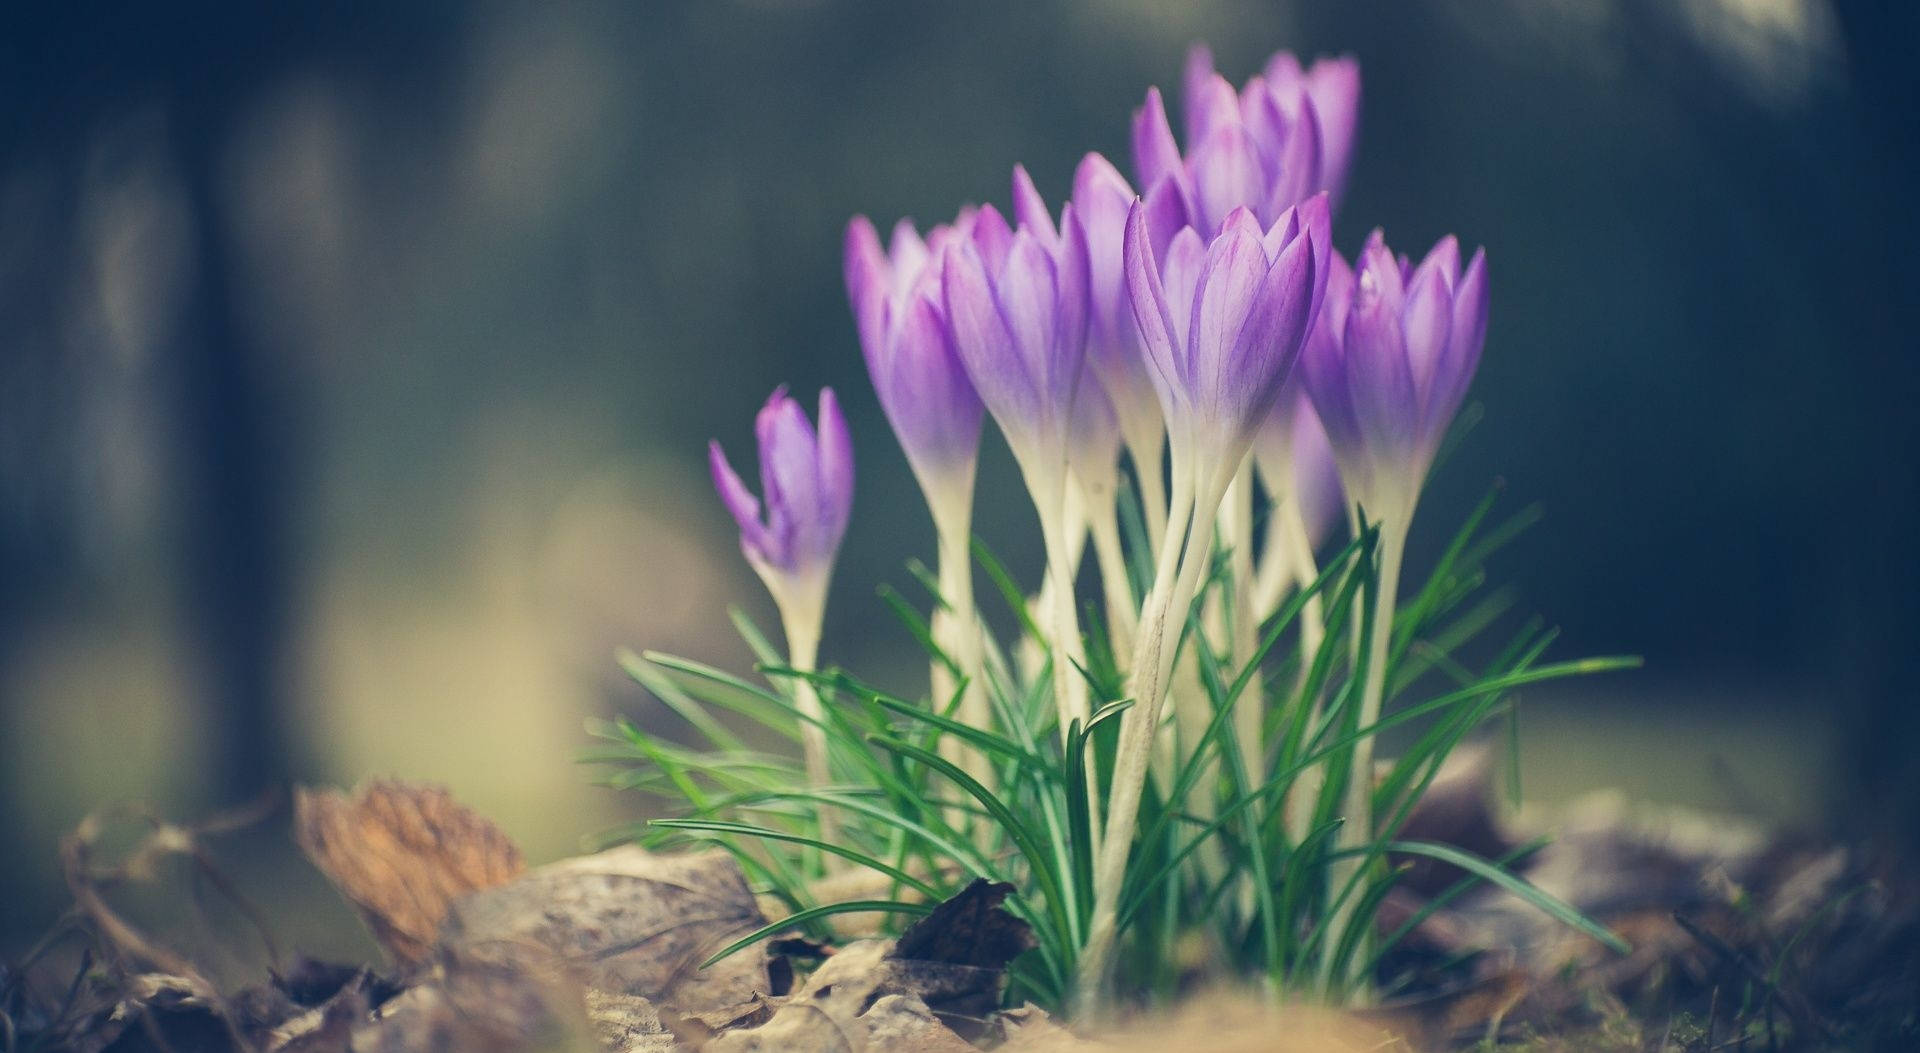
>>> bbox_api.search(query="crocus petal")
[1141,175,1190,262]
[944,242,1042,453]
[1402,257,1455,410]
[1123,199,1186,418]
[814,388,855,558]
[1188,124,1265,236]
[1011,164,1057,242]
[1181,43,1219,142]
[1343,248,1418,465]
[1188,211,1269,416]
[1132,86,1184,195]
[1305,56,1361,206]
[709,439,768,563]
[1428,246,1488,444]
[1218,226,1318,450]
[1160,227,1207,359]
[999,232,1063,403]
[1264,94,1323,220]
[844,216,890,357]
[969,203,1015,275]
[1186,72,1243,152]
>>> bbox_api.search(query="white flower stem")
[778,602,837,862]
[1127,435,1169,558]
[1040,501,1092,738]
[1278,498,1327,844]
[1086,488,1138,662]
[1222,464,1262,794]
[932,508,993,795]
[1077,471,1215,1012]
[1319,517,1407,997]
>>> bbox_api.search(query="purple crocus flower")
[1300,231,1489,519]
[941,167,1091,498]
[1134,45,1361,238]
[709,386,854,614]
[844,212,984,528]
[1123,194,1331,499]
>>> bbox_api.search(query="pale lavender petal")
[1187,123,1265,235]
[1181,43,1219,141]
[1185,72,1242,152]
[1305,56,1361,208]
[969,202,1015,275]
[1073,152,1134,352]
[1218,226,1316,444]
[1131,86,1183,195]
[1141,174,1190,262]
[1263,50,1306,86]
[1011,164,1057,242]
[814,388,855,558]
[887,218,930,295]
[944,242,1043,451]
[709,439,768,564]
[1412,234,1462,294]
[1401,254,1455,411]
[1264,93,1323,216]
[998,231,1061,399]
[1052,205,1092,404]
[844,216,890,358]
[1187,213,1268,419]
[1344,249,1418,462]
[1428,246,1488,446]
[1160,226,1207,354]
[1123,199,1185,417]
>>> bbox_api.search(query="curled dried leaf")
[294,781,525,965]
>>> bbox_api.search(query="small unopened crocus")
[710,386,854,799]
[943,167,1095,734]
[1134,45,1360,237]
[1297,231,1488,987]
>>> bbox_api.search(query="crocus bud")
[844,212,984,529]
[941,168,1091,499]
[709,386,855,622]
[1134,45,1360,238]
[1300,231,1488,520]
[1124,195,1331,500]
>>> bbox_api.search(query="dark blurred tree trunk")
[172,103,304,802]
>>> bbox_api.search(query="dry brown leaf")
[437,843,775,1017]
[294,780,525,965]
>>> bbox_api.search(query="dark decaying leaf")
[294,781,526,965]
[891,878,1034,970]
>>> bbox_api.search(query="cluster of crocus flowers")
[708,42,1488,1005]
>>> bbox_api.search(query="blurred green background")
[3,0,1914,961]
